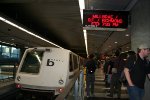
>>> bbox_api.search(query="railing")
[55,70,85,100]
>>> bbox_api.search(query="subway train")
[15,47,83,99]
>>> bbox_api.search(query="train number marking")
[47,59,54,66]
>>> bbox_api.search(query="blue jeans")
[86,74,95,96]
[127,86,144,100]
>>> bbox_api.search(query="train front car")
[15,47,77,99]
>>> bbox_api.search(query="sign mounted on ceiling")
[83,10,129,31]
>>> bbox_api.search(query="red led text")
[87,14,123,27]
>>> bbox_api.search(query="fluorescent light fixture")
[11,38,14,41]
[78,0,85,24]
[0,41,16,46]
[83,30,88,56]
[25,46,28,48]
[125,34,129,36]
[0,16,63,49]
[79,0,88,56]
[78,0,85,9]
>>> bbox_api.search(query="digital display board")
[83,10,129,31]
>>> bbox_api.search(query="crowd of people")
[84,43,150,100]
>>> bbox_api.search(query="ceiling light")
[25,46,28,48]
[0,41,16,46]
[83,30,88,56]
[79,0,85,24]
[79,0,88,56]
[114,42,118,44]
[78,0,85,9]
[125,34,129,36]
[0,16,63,49]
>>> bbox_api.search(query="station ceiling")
[0,0,138,58]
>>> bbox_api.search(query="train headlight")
[16,84,22,88]
[56,88,64,93]
[58,79,64,85]
[58,88,64,93]
[17,76,21,81]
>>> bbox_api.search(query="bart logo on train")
[47,59,54,66]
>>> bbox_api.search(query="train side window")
[79,57,83,69]
[20,51,43,74]
[73,55,78,69]
[69,54,73,72]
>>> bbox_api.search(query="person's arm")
[124,68,134,86]
[146,60,150,80]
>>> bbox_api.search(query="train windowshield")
[20,50,44,73]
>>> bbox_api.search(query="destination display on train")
[83,10,129,31]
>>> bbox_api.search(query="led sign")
[83,10,129,31]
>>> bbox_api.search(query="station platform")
[84,68,129,100]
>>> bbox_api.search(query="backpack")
[119,55,138,85]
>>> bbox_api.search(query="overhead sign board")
[83,10,129,31]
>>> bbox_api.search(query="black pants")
[109,74,122,98]
[86,74,95,96]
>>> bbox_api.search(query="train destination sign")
[83,10,129,31]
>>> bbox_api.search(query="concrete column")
[131,0,150,52]
[130,0,150,100]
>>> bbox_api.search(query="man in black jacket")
[124,44,150,100]
[85,54,96,98]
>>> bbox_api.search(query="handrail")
[55,71,80,100]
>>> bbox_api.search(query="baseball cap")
[138,43,150,49]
